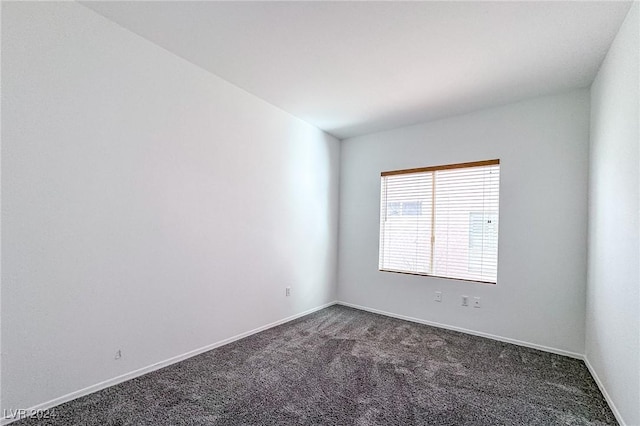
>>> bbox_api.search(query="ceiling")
[81,1,632,140]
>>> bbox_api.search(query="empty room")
[1,1,638,425]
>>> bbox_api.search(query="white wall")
[1,2,339,413]
[586,2,639,425]
[338,89,590,355]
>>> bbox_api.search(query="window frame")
[379,159,500,285]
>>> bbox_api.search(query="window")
[379,159,500,284]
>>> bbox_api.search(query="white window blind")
[379,160,500,284]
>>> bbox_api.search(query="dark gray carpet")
[14,305,616,425]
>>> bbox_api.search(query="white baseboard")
[1,301,337,426]
[337,301,584,359]
[583,355,626,426]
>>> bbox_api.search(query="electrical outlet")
[285,287,291,297]
[473,297,481,308]
[462,295,469,306]
[435,291,442,302]
[115,349,122,360]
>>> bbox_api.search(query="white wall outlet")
[285,287,291,297]
[462,295,469,306]
[435,291,442,302]
[114,349,122,360]
[473,297,481,308]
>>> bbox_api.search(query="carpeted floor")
[13,305,616,425]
